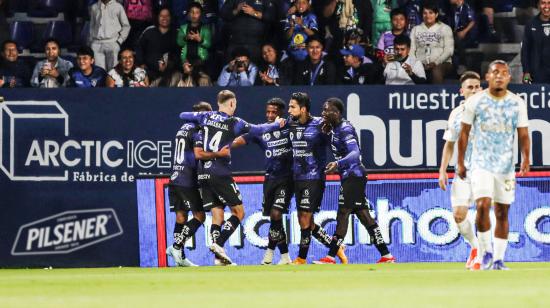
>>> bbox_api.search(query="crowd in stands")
[0,0,545,88]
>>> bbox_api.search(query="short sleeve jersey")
[288,116,328,181]
[330,120,366,179]
[242,125,293,180]
[461,90,529,174]
[169,122,202,187]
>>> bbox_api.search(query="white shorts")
[450,175,473,207]
[470,169,516,204]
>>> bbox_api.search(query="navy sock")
[173,222,185,249]
[217,215,241,246]
[210,224,221,245]
[311,224,332,248]
[367,224,389,257]
[181,218,203,239]
[298,229,311,259]
[328,234,344,258]
[268,219,283,250]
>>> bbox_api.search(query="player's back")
[170,122,200,187]
[288,116,328,181]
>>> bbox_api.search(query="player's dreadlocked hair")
[326,97,344,115]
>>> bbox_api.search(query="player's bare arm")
[457,123,471,179]
[438,140,455,190]
[518,127,531,176]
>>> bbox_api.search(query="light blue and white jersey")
[461,90,529,174]
[442,104,473,169]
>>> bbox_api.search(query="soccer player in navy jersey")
[314,98,395,264]
[179,90,285,265]
[166,102,227,267]
[233,98,294,265]
[287,92,347,265]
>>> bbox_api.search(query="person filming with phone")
[383,34,426,85]
[217,47,257,86]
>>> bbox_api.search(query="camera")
[235,60,246,68]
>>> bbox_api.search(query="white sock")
[477,230,493,255]
[457,220,479,249]
[493,237,508,262]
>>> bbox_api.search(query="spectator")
[89,0,131,71]
[339,44,383,85]
[522,0,550,84]
[376,8,408,63]
[293,36,336,85]
[0,0,8,44]
[410,3,454,84]
[284,0,318,61]
[217,47,258,86]
[257,42,293,86]
[0,40,31,88]
[123,0,154,48]
[220,0,276,63]
[371,0,399,46]
[384,34,426,84]
[106,47,149,87]
[178,59,213,87]
[66,46,107,87]
[479,0,498,41]
[136,7,178,80]
[402,0,422,33]
[176,2,212,66]
[448,0,476,75]
[172,0,219,26]
[322,0,373,53]
[31,39,73,88]
[150,52,183,87]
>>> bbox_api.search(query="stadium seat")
[9,21,34,52]
[28,0,67,18]
[8,0,29,13]
[43,20,73,48]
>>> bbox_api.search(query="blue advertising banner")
[1,85,549,267]
[137,176,550,266]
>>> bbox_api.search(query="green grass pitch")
[2,263,550,307]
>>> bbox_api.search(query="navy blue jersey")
[330,120,366,179]
[67,65,107,88]
[170,122,202,187]
[242,125,292,180]
[287,116,328,181]
[179,111,280,176]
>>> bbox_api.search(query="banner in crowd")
[1,85,549,267]
[137,175,550,266]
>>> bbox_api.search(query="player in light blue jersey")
[438,71,482,270]
[457,60,531,270]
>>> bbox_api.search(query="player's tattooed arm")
[193,145,231,160]
[457,123,471,179]
[325,162,338,174]
[231,136,247,148]
[438,141,455,190]
[518,127,531,176]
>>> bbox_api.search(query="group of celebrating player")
[165,59,530,270]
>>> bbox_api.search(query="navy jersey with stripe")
[169,122,202,187]
[242,125,293,180]
[179,111,280,176]
[288,116,328,181]
[330,120,366,179]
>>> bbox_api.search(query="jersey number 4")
[203,127,223,152]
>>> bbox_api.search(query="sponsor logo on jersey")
[262,133,271,141]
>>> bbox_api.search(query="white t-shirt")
[384,55,426,85]
[108,67,147,87]
[461,90,529,174]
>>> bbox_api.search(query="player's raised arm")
[234,117,284,137]
[179,111,208,123]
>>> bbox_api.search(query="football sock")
[181,218,202,240]
[457,219,479,249]
[298,229,312,259]
[268,219,282,250]
[210,223,221,245]
[217,215,241,246]
[311,224,332,248]
[477,230,493,255]
[173,222,185,250]
[493,237,508,261]
[328,234,344,258]
[367,224,390,257]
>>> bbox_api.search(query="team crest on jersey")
[545,26,550,36]
[170,171,178,181]
[204,161,212,168]
[304,189,309,196]
[91,79,98,87]
[262,133,271,141]
[358,76,365,84]
[290,132,294,140]
[273,131,280,139]
[297,131,303,139]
